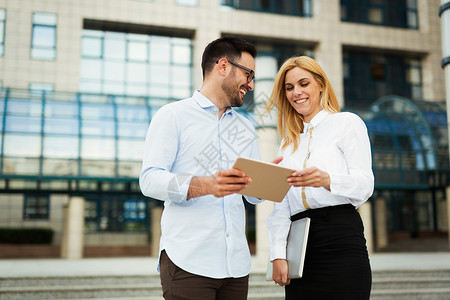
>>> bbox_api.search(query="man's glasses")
[217,60,255,83]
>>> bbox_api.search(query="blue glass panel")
[104,36,126,60]
[150,37,170,62]
[81,103,114,119]
[5,116,41,133]
[32,13,57,25]
[80,59,102,80]
[7,100,42,116]
[117,122,148,138]
[82,119,115,136]
[3,134,41,157]
[45,102,78,117]
[116,105,149,121]
[126,84,147,96]
[45,118,79,135]
[128,41,148,61]
[81,137,115,159]
[32,25,56,47]
[126,62,147,83]
[172,43,191,64]
[176,0,198,6]
[117,139,144,160]
[104,61,125,81]
[82,37,102,58]
[43,136,79,158]
[103,81,125,95]
[31,48,55,60]
[150,64,169,84]
[0,23,4,44]
[29,83,54,92]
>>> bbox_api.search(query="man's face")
[221,52,255,107]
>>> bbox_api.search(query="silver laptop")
[266,217,311,280]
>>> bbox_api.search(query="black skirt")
[286,204,372,300]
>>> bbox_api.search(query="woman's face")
[284,67,323,123]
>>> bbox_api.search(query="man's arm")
[188,169,252,199]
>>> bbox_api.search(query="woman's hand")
[272,259,290,286]
[288,167,331,191]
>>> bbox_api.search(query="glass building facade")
[0,0,446,256]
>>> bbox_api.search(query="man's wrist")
[187,176,211,199]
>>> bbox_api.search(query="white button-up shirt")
[140,90,261,278]
[268,110,374,261]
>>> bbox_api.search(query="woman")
[265,56,374,299]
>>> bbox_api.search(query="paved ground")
[1,252,450,278]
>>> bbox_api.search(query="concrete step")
[0,275,160,288]
[37,287,450,300]
[371,269,450,278]
[1,270,450,300]
[0,283,163,300]
[370,287,450,299]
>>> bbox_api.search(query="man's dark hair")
[201,36,257,79]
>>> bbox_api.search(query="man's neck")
[199,86,229,119]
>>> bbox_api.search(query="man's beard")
[221,71,244,108]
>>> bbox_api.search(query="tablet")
[266,217,311,280]
[232,157,294,202]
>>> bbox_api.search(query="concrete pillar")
[438,197,448,232]
[375,197,388,250]
[254,55,278,267]
[61,196,85,259]
[151,206,163,257]
[440,0,450,250]
[358,201,373,254]
[447,187,450,249]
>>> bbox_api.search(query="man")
[139,36,261,300]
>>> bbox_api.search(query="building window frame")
[23,194,50,220]
[343,50,423,110]
[340,0,419,29]
[31,12,57,60]
[221,0,312,17]
[0,9,5,57]
[29,83,55,92]
[84,197,149,233]
[175,0,198,6]
[80,29,193,100]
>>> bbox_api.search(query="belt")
[290,204,355,222]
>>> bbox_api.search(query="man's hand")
[271,156,283,165]
[272,259,290,286]
[287,167,331,191]
[188,169,251,199]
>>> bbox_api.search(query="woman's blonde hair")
[264,56,340,152]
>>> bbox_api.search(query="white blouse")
[267,110,374,261]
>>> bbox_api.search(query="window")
[340,0,418,29]
[23,194,49,220]
[29,83,54,92]
[343,50,423,109]
[85,197,148,232]
[31,12,57,60]
[0,9,5,56]
[221,0,312,17]
[80,30,193,99]
[176,0,198,6]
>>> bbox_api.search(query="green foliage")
[0,228,54,244]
